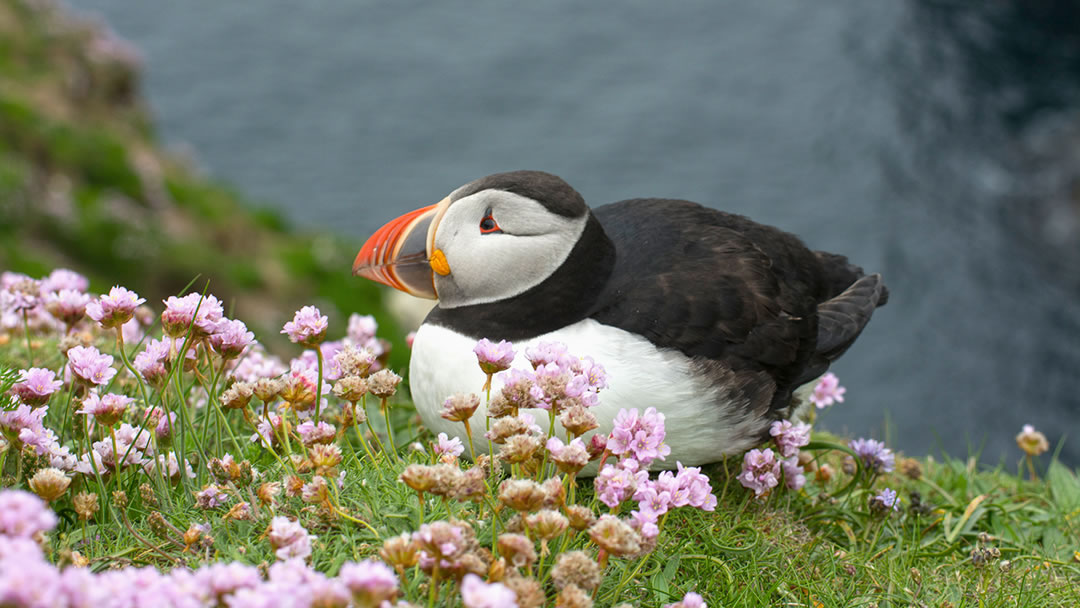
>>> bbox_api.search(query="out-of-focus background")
[3,0,1079,464]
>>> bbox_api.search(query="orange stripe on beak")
[353,203,440,299]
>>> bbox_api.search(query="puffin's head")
[353,171,589,308]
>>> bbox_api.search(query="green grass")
[1,327,1077,607]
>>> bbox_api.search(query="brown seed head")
[551,550,602,592]
[379,532,420,569]
[497,533,537,569]
[504,573,545,608]
[332,375,369,403]
[486,392,516,418]
[498,479,547,512]
[334,345,376,378]
[400,464,439,494]
[367,369,402,398]
[899,457,923,480]
[73,491,99,521]
[555,584,593,608]
[253,377,284,402]
[559,405,598,437]
[565,505,597,531]
[257,481,282,506]
[280,374,316,410]
[1016,425,1049,457]
[28,467,71,502]
[487,416,534,444]
[525,509,569,541]
[439,393,481,423]
[220,382,254,410]
[500,433,542,464]
[310,443,343,475]
[588,515,642,557]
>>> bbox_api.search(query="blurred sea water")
[73,0,1080,464]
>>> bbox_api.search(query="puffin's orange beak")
[352,198,450,299]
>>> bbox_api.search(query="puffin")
[353,170,887,467]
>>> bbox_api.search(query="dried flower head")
[555,584,593,608]
[310,443,343,474]
[503,573,543,608]
[524,509,569,541]
[367,369,402,399]
[559,404,598,437]
[28,467,71,502]
[500,433,542,464]
[220,382,254,410]
[498,479,547,513]
[301,476,331,505]
[899,457,923,480]
[256,481,282,506]
[565,505,597,531]
[253,377,285,402]
[400,464,439,494]
[440,393,481,423]
[588,515,642,557]
[497,533,537,569]
[1016,424,1049,456]
[333,345,376,378]
[551,551,602,592]
[380,532,420,570]
[333,375,369,402]
[546,437,589,475]
[73,491,99,521]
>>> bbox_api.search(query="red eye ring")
[479,208,502,234]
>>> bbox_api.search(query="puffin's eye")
[479,207,502,234]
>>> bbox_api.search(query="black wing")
[589,199,883,410]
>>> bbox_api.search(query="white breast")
[408,319,770,470]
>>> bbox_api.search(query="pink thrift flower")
[346,313,378,344]
[10,368,62,407]
[737,448,781,497]
[66,345,117,386]
[405,331,416,348]
[296,421,337,446]
[338,560,399,606]
[0,402,47,439]
[629,509,660,539]
[664,591,707,608]
[86,286,145,329]
[210,318,255,359]
[607,407,670,467]
[195,485,231,509]
[594,463,640,508]
[545,436,589,474]
[674,463,717,511]
[433,432,465,459]
[782,456,806,491]
[848,438,895,473]
[633,480,674,518]
[40,268,88,294]
[473,338,516,374]
[268,516,314,560]
[161,293,224,338]
[810,372,845,409]
[869,487,900,513]
[282,306,328,347]
[460,573,518,608]
[769,419,812,458]
[78,393,133,427]
[133,338,170,387]
[44,289,90,326]
[524,341,572,370]
[0,490,57,538]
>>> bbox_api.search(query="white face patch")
[432,189,587,308]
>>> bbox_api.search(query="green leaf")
[1047,460,1080,515]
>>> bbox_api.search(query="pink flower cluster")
[473,338,516,374]
[86,286,145,329]
[282,305,329,347]
[0,490,401,607]
[607,407,670,467]
[9,367,62,407]
[629,464,718,539]
[810,372,845,409]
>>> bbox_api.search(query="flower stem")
[380,397,398,460]
[314,346,324,422]
[22,310,33,366]
[462,419,477,463]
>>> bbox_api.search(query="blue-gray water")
[74,1,1080,465]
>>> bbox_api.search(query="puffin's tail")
[791,267,888,388]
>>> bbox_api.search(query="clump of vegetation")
[0,0,398,359]
[1,268,1078,607]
